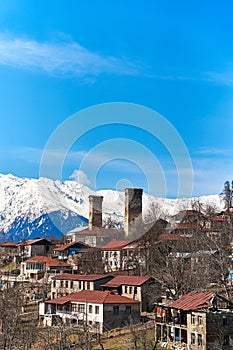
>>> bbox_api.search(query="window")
[198,334,202,345]
[223,316,228,326]
[95,305,99,314]
[191,333,195,344]
[224,335,230,346]
[79,281,82,289]
[65,281,69,288]
[53,280,56,288]
[129,287,133,294]
[198,316,203,325]
[191,315,195,325]
[70,281,73,289]
[125,306,131,315]
[78,304,85,313]
[60,280,64,288]
[86,281,90,290]
[89,305,93,313]
[134,287,137,294]
[113,306,119,315]
[72,304,77,313]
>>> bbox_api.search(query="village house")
[53,241,90,261]
[76,241,136,274]
[0,241,18,258]
[155,291,233,350]
[102,275,157,312]
[120,232,182,275]
[20,256,72,281]
[121,240,144,272]
[75,246,104,274]
[40,289,140,333]
[167,209,232,239]
[67,227,125,247]
[101,240,131,272]
[51,273,113,299]
[17,238,53,259]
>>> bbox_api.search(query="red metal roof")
[46,290,139,305]
[25,256,71,267]
[52,273,109,281]
[168,291,215,311]
[101,240,131,250]
[1,242,17,247]
[102,275,150,287]
[54,241,88,251]
[122,241,140,250]
[210,216,225,222]
[17,238,51,246]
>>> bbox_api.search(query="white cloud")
[0,33,141,79]
[204,70,233,86]
[69,169,90,185]
[193,147,232,157]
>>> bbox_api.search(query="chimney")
[124,188,143,237]
[89,195,103,230]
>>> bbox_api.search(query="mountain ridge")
[0,173,225,241]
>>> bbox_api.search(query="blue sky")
[0,0,233,198]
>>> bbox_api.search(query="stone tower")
[89,195,103,230]
[124,188,143,237]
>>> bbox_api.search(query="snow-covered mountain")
[0,174,225,241]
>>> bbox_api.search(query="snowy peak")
[0,173,225,241]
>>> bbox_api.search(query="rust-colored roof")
[54,241,88,251]
[17,238,52,246]
[122,241,140,250]
[46,290,139,305]
[52,273,109,281]
[223,210,233,215]
[101,240,131,250]
[1,242,18,247]
[168,291,215,311]
[102,275,150,288]
[25,256,71,268]
[210,216,225,222]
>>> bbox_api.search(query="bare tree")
[221,180,233,210]
[0,284,39,350]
